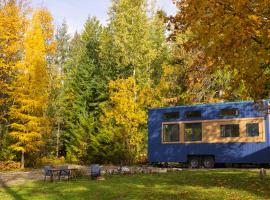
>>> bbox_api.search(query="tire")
[203,157,214,168]
[163,162,169,168]
[150,162,159,167]
[189,157,200,168]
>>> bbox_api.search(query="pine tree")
[100,0,168,163]
[61,17,108,163]
[47,20,70,157]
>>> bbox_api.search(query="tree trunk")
[56,122,60,157]
[133,67,137,112]
[21,151,25,169]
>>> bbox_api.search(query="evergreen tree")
[61,17,108,163]
[100,0,168,163]
[47,20,70,157]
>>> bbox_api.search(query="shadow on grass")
[1,170,269,200]
[28,178,215,200]
[131,170,270,199]
[0,176,25,200]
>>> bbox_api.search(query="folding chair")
[58,165,71,181]
[43,166,53,181]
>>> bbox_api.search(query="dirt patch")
[0,165,183,187]
[0,170,43,187]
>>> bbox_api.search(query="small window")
[185,123,202,142]
[220,124,240,137]
[163,124,180,143]
[220,108,239,116]
[246,123,259,137]
[163,112,179,120]
[185,111,201,118]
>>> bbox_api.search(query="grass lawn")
[0,169,269,200]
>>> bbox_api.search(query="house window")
[163,124,180,143]
[220,108,239,116]
[185,123,202,142]
[185,111,201,118]
[220,124,240,137]
[163,112,179,120]
[246,123,259,137]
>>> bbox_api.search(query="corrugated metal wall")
[148,101,270,164]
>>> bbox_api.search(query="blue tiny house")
[148,101,270,168]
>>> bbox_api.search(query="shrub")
[39,156,65,167]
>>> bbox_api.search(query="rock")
[107,169,114,175]
[100,170,106,176]
[121,167,130,173]
[157,168,167,173]
[113,169,119,174]
[96,176,105,181]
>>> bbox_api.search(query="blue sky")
[31,0,177,34]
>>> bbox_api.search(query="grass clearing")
[0,169,269,200]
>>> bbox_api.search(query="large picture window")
[246,123,259,137]
[184,123,202,142]
[163,124,180,143]
[220,124,240,137]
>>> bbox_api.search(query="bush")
[39,156,65,167]
[0,161,20,170]
[137,153,148,165]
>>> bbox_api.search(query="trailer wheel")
[150,162,158,167]
[164,162,169,168]
[203,157,214,168]
[189,157,200,168]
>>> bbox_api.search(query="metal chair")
[58,165,71,181]
[90,164,101,179]
[43,166,53,181]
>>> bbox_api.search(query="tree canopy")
[170,0,270,99]
[0,0,268,167]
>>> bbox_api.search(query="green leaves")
[61,1,168,164]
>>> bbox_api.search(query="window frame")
[185,110,202,119]
[246,123,260,137]
[220,108,239,117]
[220,124,240,138]
[184,123,202,142]
[163,112,179,120]
[162,123,180,143]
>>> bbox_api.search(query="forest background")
[0,0,269,168]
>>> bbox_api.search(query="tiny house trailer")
[148,101,270,168]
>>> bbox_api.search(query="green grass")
[1,169,270,200]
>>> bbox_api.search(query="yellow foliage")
[40,156,65,166]
[104,76,146,131]
[102,76,161,162]
[9,8,53,154]
[0,0,28,122]
[32,8,56,54]
[172,0,270,99]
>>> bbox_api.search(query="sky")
[31,0,177,34]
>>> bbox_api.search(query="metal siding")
[148,101,270,164]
